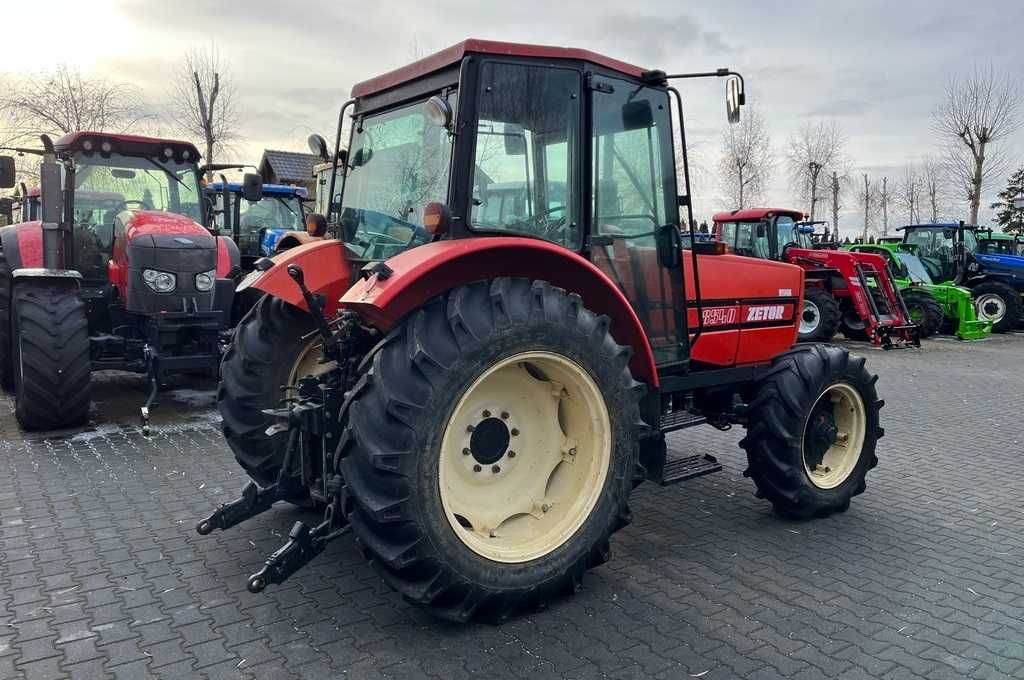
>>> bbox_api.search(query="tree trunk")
[970,145,986,226]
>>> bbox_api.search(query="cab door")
[588,76,687,366]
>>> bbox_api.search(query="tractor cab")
[977,230,1024,256]
[208,181,310,269]
[901,223,1024,332]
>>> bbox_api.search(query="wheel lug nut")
[491,465,501,474]
[482,410,491,418]
[511,428,519,436]
[462,447,471,456]
[466,425,475,433]
[473,464,482,472]
[508,451,516,458]
[501,411,509,420]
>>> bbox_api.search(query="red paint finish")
[351,39,648,98]
[13,222,43,267]
[341,237,660,386]
[121,211,210,243]
[711,207,805,224]
[216,240,233,277]
[239,239,351,316]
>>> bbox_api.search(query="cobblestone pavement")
[1,336,1023,679]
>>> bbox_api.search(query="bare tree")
[717,108,772,208]
[860,174,874,242]
[0,64,149,143]
[786,120,844,221]
[933,65,1021,225]
[921,156,948,223]
[169,47,240,173]
[878,176,891,235]
[827,166,852,235]
[897,166,924,224]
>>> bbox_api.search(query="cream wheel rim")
[800,300,821,335]
[438,351,611,563]
[801,383,867,489]
[288,335,335,385]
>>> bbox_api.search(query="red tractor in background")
[0,132,268,432]
[199,40,884,622]
[713,208,918,347]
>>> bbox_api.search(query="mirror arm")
[326,99,356,237]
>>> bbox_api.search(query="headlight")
[195,270,215,292]
[142,269,176,293]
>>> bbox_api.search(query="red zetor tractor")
[0,133,263,432]
[197,40,884,622]
[713,208,919,347]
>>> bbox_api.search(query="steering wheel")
[780,241,801,259]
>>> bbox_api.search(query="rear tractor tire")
[971,281,1022,334]
[218,295,329,488]
[798,287,840,343]
[900,290,943,338]
[340,278,644,622]
[11,282,92,431]
[740,344,882,519]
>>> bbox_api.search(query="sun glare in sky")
[5,1,139,72]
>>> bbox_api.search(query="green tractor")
[847,242,991,341]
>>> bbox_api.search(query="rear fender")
[0,222,44,269]
[340,237,658,386]
[12,268,82,288]
[236,238,350,316]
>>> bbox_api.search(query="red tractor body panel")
[340,237,660,385]
[8,221,44,267]
[237,239,350,317]
[713,209,917,346]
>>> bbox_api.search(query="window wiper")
[140,156,189,191]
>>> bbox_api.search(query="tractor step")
[659,410,707,433]
[655,453,722,486]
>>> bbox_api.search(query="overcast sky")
[5,0,1024,235]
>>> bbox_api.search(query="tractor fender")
[340,237,659,386]
[0,222,43,269]
[273,231,323,254]
[236,238,350,316]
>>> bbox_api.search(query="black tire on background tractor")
[340,278,644,622]
[971,281,1022,334]
[798,287,841,343]
[218,295,323,487]
[12,282,92,430]
[740,344,882,519]
[0,253,12,389]
[900,290,943,338]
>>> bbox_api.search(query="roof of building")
[351,38,649,98]
[259,150,319,183]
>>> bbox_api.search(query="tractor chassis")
[89,310,225,432]
[197,267,776,592]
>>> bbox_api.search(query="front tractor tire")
[740,344,882,519]
[218,295,327,487]
[12,282,92,431]
[340,278,644,622]
[798,287,840,343]
[900,290,943,338]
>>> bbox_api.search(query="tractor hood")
[974,252,1024,282]
[121,210,210,243]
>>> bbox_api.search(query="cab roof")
[712,208,806,222]
[208,182,309,199]
[351,38,649,99]
[54,132,201,160]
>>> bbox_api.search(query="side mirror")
[0,156,16,189]
[504,123,527,156]
[621,100,654,131]
[655,224,682,269]
[307,133,330,161]
[350,147,373,168]
[726,76,743,124]
[305,213,327,238]
[0,197,12,225]
[241,173,263,202]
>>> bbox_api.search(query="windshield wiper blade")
[140,156,189,191]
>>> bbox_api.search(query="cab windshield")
[238,194,305,232]
[338,96,454,260]
[73,154,203,224]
